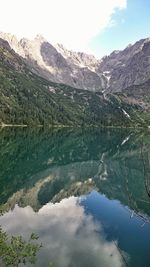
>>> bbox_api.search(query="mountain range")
[0,32,150,127]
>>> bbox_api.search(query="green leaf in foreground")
[0,227,41,267]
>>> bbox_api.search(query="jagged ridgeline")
[0,38,149,127]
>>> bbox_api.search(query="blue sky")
[0,0,149,58]
[91,0,150,57]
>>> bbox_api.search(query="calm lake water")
[0,128,150,267]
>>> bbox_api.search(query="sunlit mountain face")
[0,128,150,267]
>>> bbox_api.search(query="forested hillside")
[0,38,149,127]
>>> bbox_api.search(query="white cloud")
[0,197,126,267]
[0,0,127,51]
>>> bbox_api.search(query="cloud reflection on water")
[0,196,125,267]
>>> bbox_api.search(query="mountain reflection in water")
[0,127,150,267]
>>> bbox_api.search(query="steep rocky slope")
[55,43,98,71]
[0,32,106,92]
[98,38,150,92]
[1,37,149,127]
[0,32,149,96]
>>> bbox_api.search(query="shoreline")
[0,123,149,130]
[1,124,28,128]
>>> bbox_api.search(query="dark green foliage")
[0,42,149,127]
[0,228,41,267]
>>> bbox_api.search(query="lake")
[0,127,150,267]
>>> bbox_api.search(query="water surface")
[0,128,150,267]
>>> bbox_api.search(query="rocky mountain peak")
[55,43,98,70]
[0,32,18,44]
[0,32,106,91]
[35,34,46,42]
[98,37,150,92]
[0,32,149,95]
[0,37,11,50]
